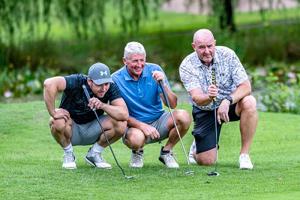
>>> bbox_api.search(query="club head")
[124,175,135,179]
[207,171,219,176]
[185,170,194,175]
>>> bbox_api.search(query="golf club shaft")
[211,68,218,172]
[159,81,191,165]
[213,100,218,172]
[82,85,127,177]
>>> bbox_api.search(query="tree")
[0,0,160,44]
[218,0,236,32]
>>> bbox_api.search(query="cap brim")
[93,78,113,85]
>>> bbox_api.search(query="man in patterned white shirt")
[179,29,258,169]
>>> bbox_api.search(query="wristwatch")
[225,95,233,105]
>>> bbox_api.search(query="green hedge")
[1,22,300,79]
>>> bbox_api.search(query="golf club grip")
[159,80,170,108]
[82,85,96,112]
[211,67,216,85]
[211,67,216,102]
[82,85,91,101]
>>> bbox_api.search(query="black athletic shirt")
[59,74,121,124]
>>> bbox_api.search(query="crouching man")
[44,62,128,169]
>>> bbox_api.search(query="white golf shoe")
[239,153,254,170]
[188,140,197,164]
[158,147,179,169]
[62,152,77,169]
[85,148,112,169]
[129,150,144,168]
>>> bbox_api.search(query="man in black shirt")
[44,63,128,169]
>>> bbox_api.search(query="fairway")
[0,101,299,200]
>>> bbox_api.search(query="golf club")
[82,85,134,179]
[207,67,219,177]
[159,80,194,175]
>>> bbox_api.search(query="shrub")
[250,62,300,114]
[0,66,58,98]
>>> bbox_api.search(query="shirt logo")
[100,70,108,76]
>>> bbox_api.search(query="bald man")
[179,29,258,170]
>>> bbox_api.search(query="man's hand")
[152,70,165,82]
[208,84,218,100]
[217,99,231,124]
[53,108,70,122]
[139,123,160,140]
[88,97,104,110]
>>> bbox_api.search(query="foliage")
[250,62,300,114]
[0,0,161,44]
[209,0,236,31]
[1,1,300,69]
[181,0,300,32]
[259,83,300,113]
[0,102,300,199]
[0,65,58,98]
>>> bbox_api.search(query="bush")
[1,22,300,81]
[250,62,300,114]
[0,66,58,98]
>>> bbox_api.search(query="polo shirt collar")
[213,49,221,64]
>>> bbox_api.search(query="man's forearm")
[192,93,213,106]
[43,85,57,117]
[231,81,252,104]
[102,104,128,121]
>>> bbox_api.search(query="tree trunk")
[220,0,236,32]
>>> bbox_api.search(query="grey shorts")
[71,115,107,146]
[124,112,170,144]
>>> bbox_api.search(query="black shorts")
[192,104,240,153]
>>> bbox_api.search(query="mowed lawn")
[0,101,299,200]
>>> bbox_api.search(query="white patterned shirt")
[179,46,248,110]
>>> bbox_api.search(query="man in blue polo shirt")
[112,41,191,168]
[44,63,128,169]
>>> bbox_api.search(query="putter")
[82,85,134,179]
[207,67,219,177]
[159,81,194,175]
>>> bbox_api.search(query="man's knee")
[195,149,216,166]
[241,95,257,112]
[195,155,215,166]
[50,118,68,134]
[125,128,145,149]
[173,109,192,128]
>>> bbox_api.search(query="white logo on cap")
[100,70,108,76]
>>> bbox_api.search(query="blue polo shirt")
[112,63,168,123]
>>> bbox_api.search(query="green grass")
[0,101,299,199]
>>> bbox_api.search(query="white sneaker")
[85,148,112,169]
[130,150,144,168]
[62,152,77,169]
[158,147,179,169]
[188,140,197,164]
[239,153,253,170]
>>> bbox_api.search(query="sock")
[161,146,170,154]
[132,149,143,154]
[91,143,104,154]
[63,143,73,154]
